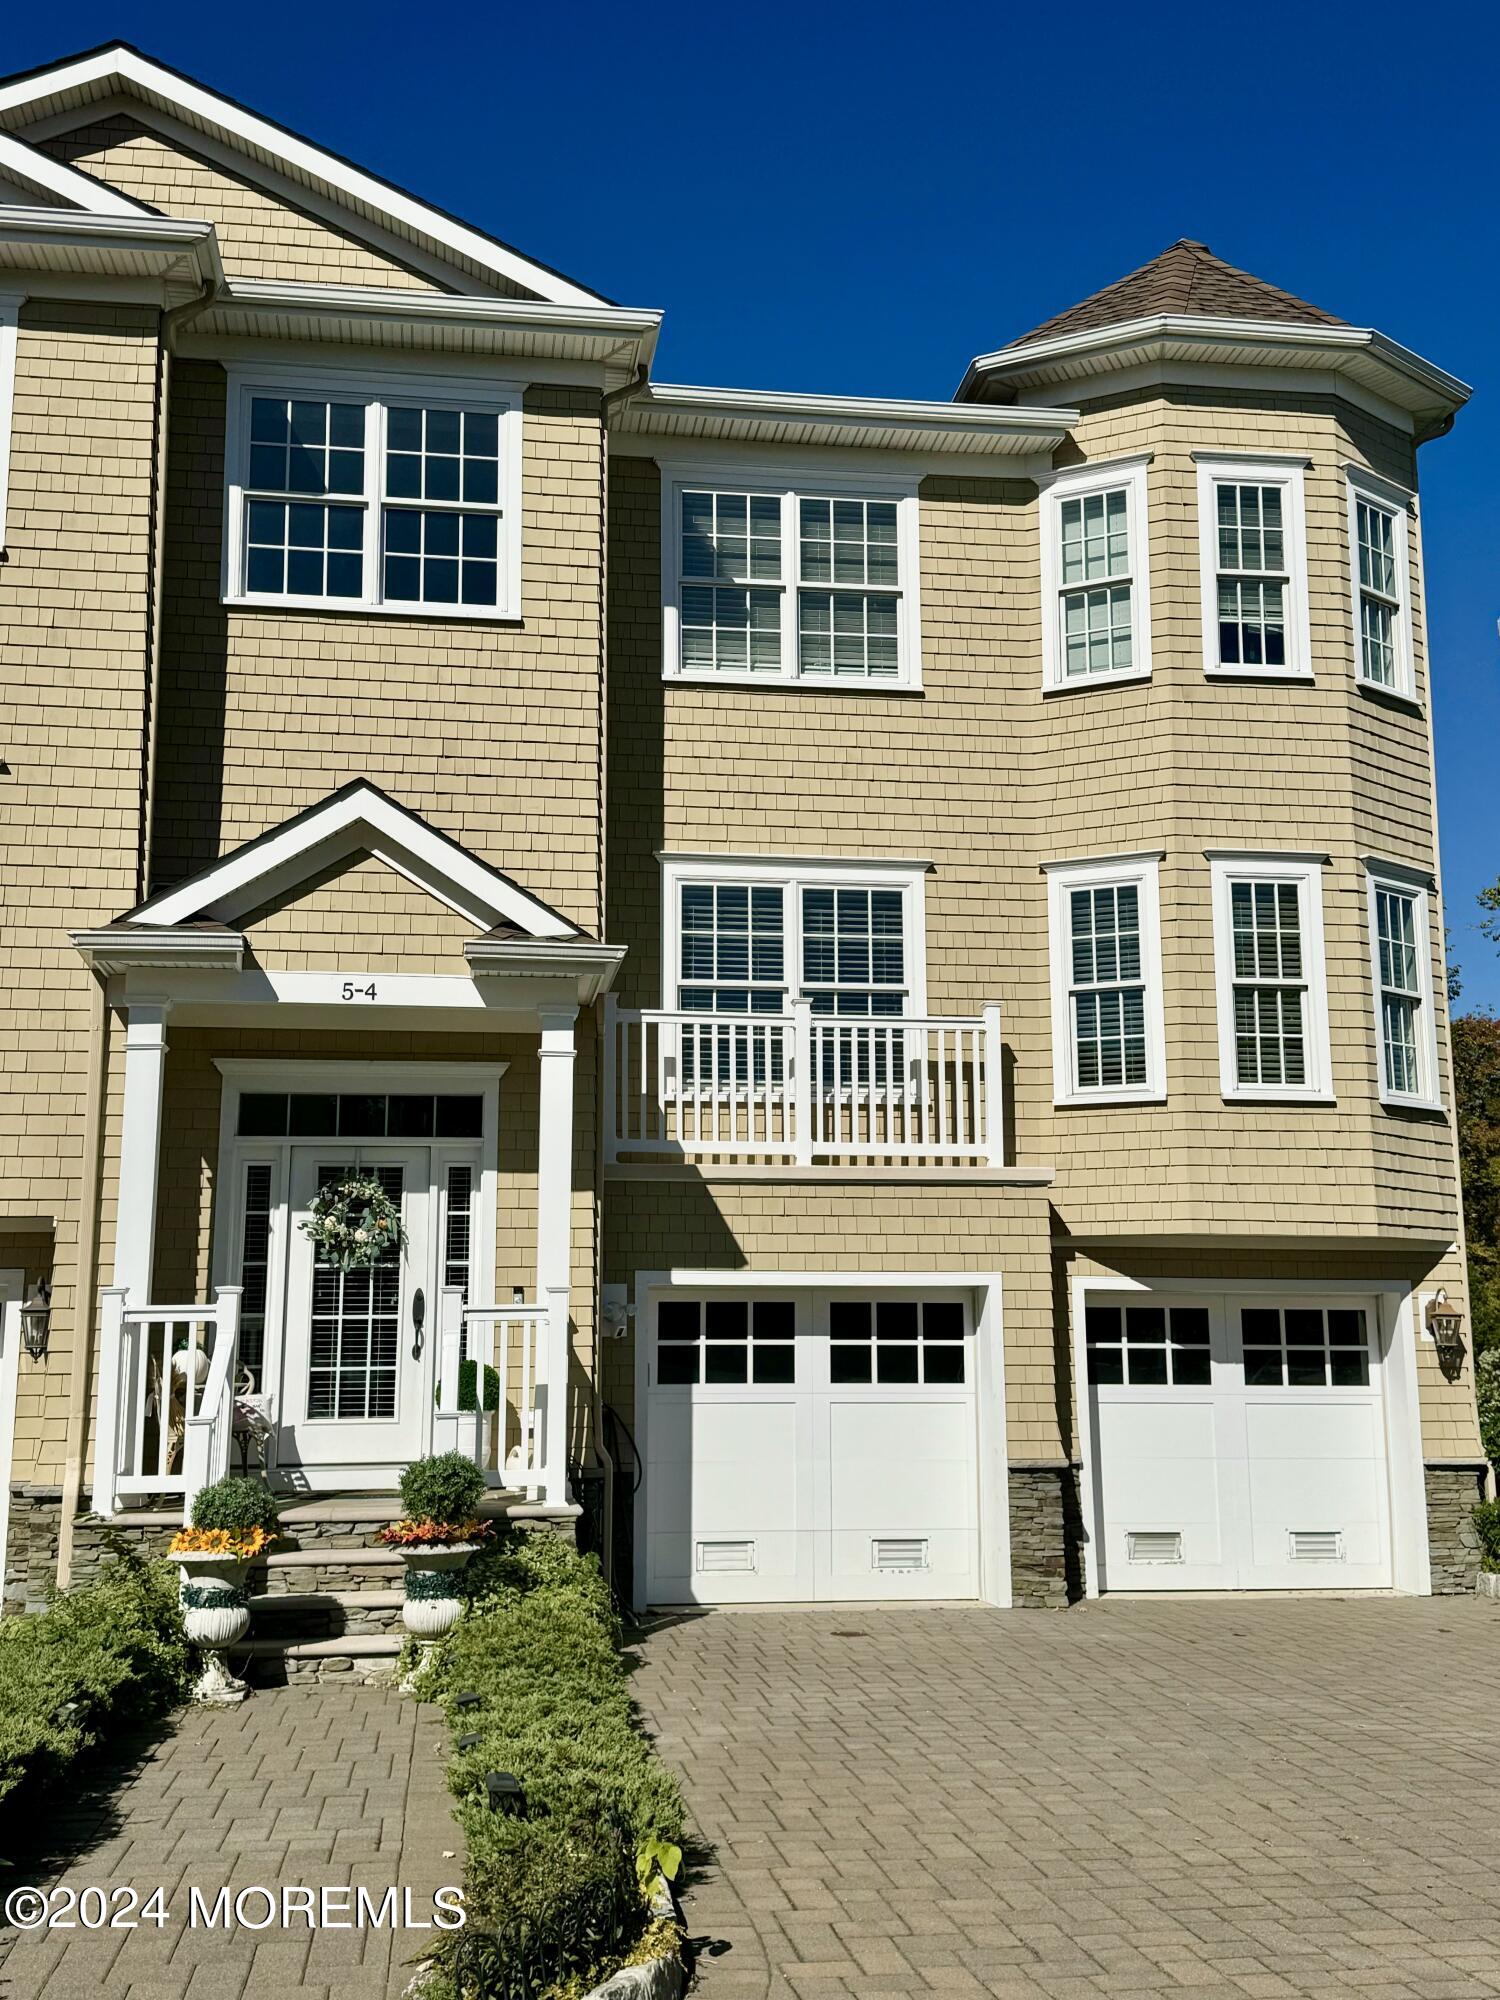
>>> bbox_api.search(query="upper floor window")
[662,467,921,688]
[0,292,20,558]
[1365,864,1441,1109]
[1194,456,1310,678]
[1039,457,1151,689]
[1347,468,1414,698]
[224,368,521,618]
[1045,853,1165,1105]
[1208,854,1332,1101]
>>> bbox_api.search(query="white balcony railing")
[605,998,1004,1168]
[94,1286,242,1521]
[433,1285,568,1505]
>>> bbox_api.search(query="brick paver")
[0,1686,460,2000]
[631,1596,1500,1999]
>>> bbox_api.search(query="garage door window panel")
[829,1298,966,1385]
[1086,1301,1210,1386]
[1240,1304,1370,1388]
[655,1298,796,1385]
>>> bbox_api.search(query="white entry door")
[1088,1292,1393,1592]
[643,1290,979,1605]
[278,1147,434,1480]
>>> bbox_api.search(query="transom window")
[1046,856,1164,1103]
[666,473,919,687]
[1347,472,1412,696]
[829,1299,966,1384]
[237,1092,483,1139]
[1241,1305,1370,1388]
[1040,459,1151,688]
[1085,1302,1210,1386]
[1196,458,1308,677]
[656,1298,795,1384]
[227,371,519,617]
[1366,869,1439,1107]
[1209,858,1331,1100]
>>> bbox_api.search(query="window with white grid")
[1046,855,1164,1103]
[1347,471,1412,696]
[227,368,520,616]
[1210,857,1331,1100]
[1196,458,1309,676]
[664,472,919,687]
[1366,868,1440,1107]
[1040,459,1151,688]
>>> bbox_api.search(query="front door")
[278,1147,434,1481]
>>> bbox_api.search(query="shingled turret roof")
[1008,240,1346,347]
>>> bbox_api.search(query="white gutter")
[0,205,224,287]
[619,380,1080,452]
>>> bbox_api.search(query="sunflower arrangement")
[167,1524,275,1559]
[301,1173,407,1273]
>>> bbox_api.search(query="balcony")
[604,998,1004,1169]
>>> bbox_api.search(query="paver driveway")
[631,1597,1500,1999]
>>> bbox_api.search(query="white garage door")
[1087,1293,1393,1591]
[643,1291,979,1605]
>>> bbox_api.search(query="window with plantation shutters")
[1039,458,1152,689]
[1365,866,1440,1108]
[1195,456,1310,678]
[1347,469,1414,697]
[1046,854,1165,1103]
[1209,856,1332,1101]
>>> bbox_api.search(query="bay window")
[1195,455,1311,677]
[1039,456,1152,689]
[1347,468,1414,697]
[1045,853,1166,1104]
[1209,854,1332,1101]
[1365,864,1441,1108]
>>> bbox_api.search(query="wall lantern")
[1426,1289,1465,1354]
[19,1278,51,1361]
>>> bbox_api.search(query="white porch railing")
[94,1286,242,1522]
[604,998,1005,1168]
[432,1284,569,1506]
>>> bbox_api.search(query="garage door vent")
[872,1538,929,1571]
[1126,1530,1183,1565]
[1289,1530,1343,1563]
[696,1540,756,1574]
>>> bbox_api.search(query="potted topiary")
[168,1475,280,1705]
[377,1451,490,1672]
[433,1359,501,1468]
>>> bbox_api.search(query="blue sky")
[9,1,1498,1001]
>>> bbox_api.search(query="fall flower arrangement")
[168,1523,275,1559]
[376,1451,490,1550]
[301,1173,407,1273]
[375,1516,493,1550]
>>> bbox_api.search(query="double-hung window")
[664,468,920,688]
[1209,854,1332,1101]
[1347,468,1414,697]
[1039,457,1151,689]
[1365,864,1441,1108]
[1195,456,1311,677]
[225,368,521,617]
[1045,854,1166,1104]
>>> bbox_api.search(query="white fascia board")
[0,206,222,285]
[0,46,607,308]
[0,128,149,214]
[71,927,245,974]
[210,279,660,356]
[465,941,626,1003]
[620,381,1079,453]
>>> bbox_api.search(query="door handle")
[411,1286,425,1358]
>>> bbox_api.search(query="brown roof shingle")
[1007,240,1346,347]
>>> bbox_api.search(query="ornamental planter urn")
[177,1552,252,1705]
[397,1542,478,1687]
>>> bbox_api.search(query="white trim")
[659,853,929,1015]
[658,458,922,692]
[0,1271,24,1611]
[615,382,1078,455]
[0,128,149,213]
[1037,456,1152,692]
[0,292,20,554]
[1347,465,1416,700]
[1195,455,1312,680]
[630,1268,1009,1609]
[128,781,576,938]
[0,47,606,306]
[221,362,523,620]
[1364,863,1443,1112]
[1045,853,1166,1107]
[1071,1273,1430,1598]
[1208,853,1333,1102]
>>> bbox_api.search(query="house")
[0,43,1483,1651]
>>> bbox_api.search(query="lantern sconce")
[19,1278,52,1361]
[1425,1289,1465,1355]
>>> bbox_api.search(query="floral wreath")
[301,1173,408,1272]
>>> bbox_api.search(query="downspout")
[55,972,109,1587]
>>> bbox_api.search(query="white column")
[536,1004,577,1505]
[112,998,171,1303]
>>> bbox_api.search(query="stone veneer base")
[1424,1461,1487,1594]
[1008,1463,1084,1609]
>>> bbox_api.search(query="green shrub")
[1473,1499,1500,1572]
[399,1450,486,1525]
[424,1534,684,1999]
[433,1360,501,1414]
[1476,1347,1500,1467]
[190,1474,280,1539]
[0,1553,189,1828]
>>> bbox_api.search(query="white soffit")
[615,381,1079,455]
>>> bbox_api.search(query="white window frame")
[222,363,523,619]
[1208,852,1333,1103]
[659,853,929,1015]
[1346,466,1416,700]
[1194,454,1312,680]
[1364,861,1442,1111]
[1044,852,1166,1106]
[1038,455,1152,692]
[0,293,22,556]
[659,460,922,691]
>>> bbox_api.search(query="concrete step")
[247,1589,406,1637]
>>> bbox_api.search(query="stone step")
[229,1632,403,1688]
[247,1589,407,1637]
[253,1547,405,1595]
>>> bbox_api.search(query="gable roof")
[1007,240,1345,348]
[118,780,585,940]
[0,42,610,306]
[0,125,149,212]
